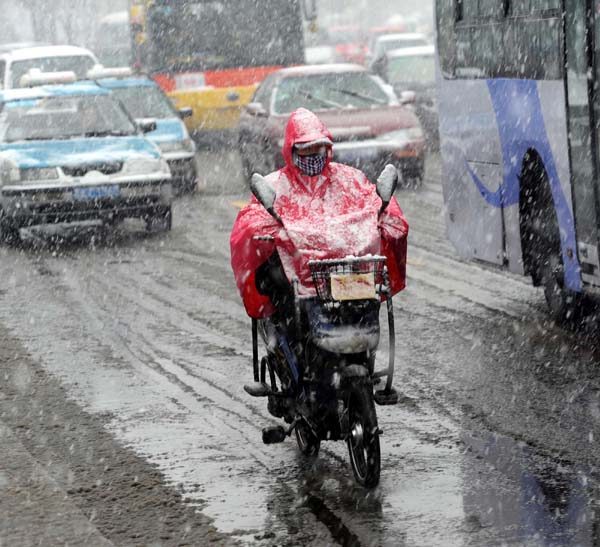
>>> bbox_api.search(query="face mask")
[293,150,327,177]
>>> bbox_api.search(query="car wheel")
[145,206,172,232]
[0,210,20,245]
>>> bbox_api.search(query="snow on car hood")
[146,119,187,143]
[0,136,160,169]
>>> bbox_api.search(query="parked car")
[0,45,98,89]
[366,33,429,75]
[382,45,438,147]
[0,79,173,241]
[238,64,425,183]
[96,70,200,192]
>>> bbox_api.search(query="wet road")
[2,149,600,546]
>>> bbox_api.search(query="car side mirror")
[376,164,399,215]
[250,173,282,224]
[400,90,416,105]
[178,107,193,119]
[246,102,268,118]
[137,119,157,134]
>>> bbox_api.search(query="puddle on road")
[460,429,598,547]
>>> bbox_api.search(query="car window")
[10,55,97,87]
[273,72,389,115]
[0,61,5,89]
[110,85,175,119]
[387,55,436,85]
[253,74,277,108]
[0,94,137,142]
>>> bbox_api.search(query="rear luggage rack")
[308,255,387,302]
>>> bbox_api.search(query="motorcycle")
[244,165,401,488]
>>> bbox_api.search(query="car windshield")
[387,55,436,86]
[0,94,137,142]
[10,55,97,87]
[110,85,175,119]
[273,72,389,114]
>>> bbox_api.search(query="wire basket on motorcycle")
[308,256,387,302]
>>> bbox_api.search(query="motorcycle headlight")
[158,139,195,154]
[122,157,170,176]
[377,127,424,143]
[19,167,59,182]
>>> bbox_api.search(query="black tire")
[399,161,424,188]
[295,418,320,457]
[346,382,380,488]
[519,153,580,323]
[145,206,172,232]
[0,211,20,245]
[542,257,580,324]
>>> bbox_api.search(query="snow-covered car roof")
[0,45,98,62]
[385,45,435,59]
[0,82,109,103]
[99,11,129,25]
[375,33,428,44]
[273,63,367,78]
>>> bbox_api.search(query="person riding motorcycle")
[230,107,409,324]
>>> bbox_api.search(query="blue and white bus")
[435,1,600,320]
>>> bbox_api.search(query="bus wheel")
[519,152,579,323]
[541,255,580,324]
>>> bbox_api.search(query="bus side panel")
[439,76,579,281]
[537,80,575,238]
[438,78,505,266]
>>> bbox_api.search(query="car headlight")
[158,139,195,154]
[0,158,22,184]
[377,127,424,143]
[19,167,59,182]
[121,157,170,176]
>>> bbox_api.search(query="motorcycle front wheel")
[295,418,320,457]
[346,383,381,488]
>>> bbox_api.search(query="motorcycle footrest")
[374,388,399,406]
[262,426,287,444]
[244,382,271,397]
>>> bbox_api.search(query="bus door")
[565,0,600,284]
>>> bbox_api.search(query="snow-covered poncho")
[230,108,409,319]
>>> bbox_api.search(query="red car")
[327,25,367,65]
[238,64,426,184]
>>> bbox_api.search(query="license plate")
[73,185,120,201]
[330,273,376,301]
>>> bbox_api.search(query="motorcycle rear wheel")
[346,383,381,488]
[295,419,320,457]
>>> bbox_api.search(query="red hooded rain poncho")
[230,108,409,318]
